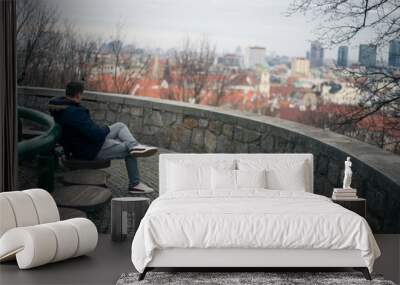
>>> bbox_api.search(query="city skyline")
[47,0,379,61]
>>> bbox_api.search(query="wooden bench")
[60,169,110,186]
[61,157,111,170]
[52,185,112,210]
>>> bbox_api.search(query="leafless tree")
[56,22,80,85]
[109,23,124,92]
[16,0,59,84]
[159,59,177,100]
[115,54,152,95]
[98,22,151,94]
[212,68,235,106]
[287,0,400,45]
[17,9,102,88]
[76,37,103,83]
[288,0,400,152]
[174,37,216,103]
[331,68,400,150]
[16,2,150,94]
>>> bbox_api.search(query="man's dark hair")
[66,81,85,98]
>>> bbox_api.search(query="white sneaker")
[130,144,158,158]
[128,182,154,193]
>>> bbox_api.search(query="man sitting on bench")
[49,81,157,192]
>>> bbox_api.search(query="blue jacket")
[48,97,110,160]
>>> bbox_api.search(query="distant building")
[257,68,270,98]
[291,57,310,77]
[266,55,290,67]
[234,46,245,68]
[388,39,400,68]
[302,92,318,111]
[245,46,266,69]
[235,46,242,55]
[151,55,161,79]
[91,62,124,76]
[321,83,362,106]
[162,60,172,84]
[217,54,241,69]
[337,46,349,67]
[359,44,377,67]
[309,41,324,68]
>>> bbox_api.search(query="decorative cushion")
[166,160,235,192]
[236,169,267,189]
[160,154,313,194]
[167,163,211,191]
[211,168,236,190]
[238,159,307,191]
[211,169,267,191]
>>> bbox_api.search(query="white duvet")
[131,190,380,273]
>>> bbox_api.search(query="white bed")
[131,154,380,280]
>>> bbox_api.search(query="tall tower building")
[388,39,400,68]
[337,46,349,67]
[245,46,266,69]
[151,55,161,79]
[258,68,270,98]
[359,44,377,67]
[310,41,324,68]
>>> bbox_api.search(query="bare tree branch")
[288,0,400,153]
[174,37,216,103]
[287,0,400,45]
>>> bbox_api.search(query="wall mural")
[16,0,400,155]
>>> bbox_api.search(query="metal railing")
[18,106,61,191]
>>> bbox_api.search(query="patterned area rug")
[116,271,396,285]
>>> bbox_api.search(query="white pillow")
[238,159,307,191]
[211,168,267,191]
[236,169,267,189]
[211,168,237,190]
[266,167,306,191]
[166,159,236,193]
[167,162,211,191]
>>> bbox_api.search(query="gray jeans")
[96,122,139,187]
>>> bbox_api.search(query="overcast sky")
[48,0,373,60]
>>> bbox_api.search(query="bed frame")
[138,154,372,281]
[139,248,370,280]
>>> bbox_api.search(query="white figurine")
[342,157,353,189]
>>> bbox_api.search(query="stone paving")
[104,147,172,201]
[18,148,173,234]
[87,148,173,233]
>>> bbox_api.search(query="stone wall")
[18,86,400,234]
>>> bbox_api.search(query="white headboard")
[159,153,314,195]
